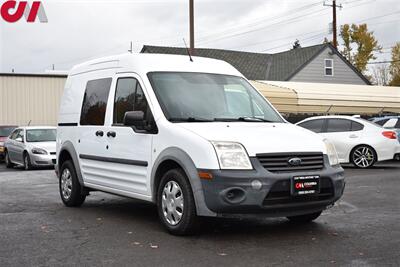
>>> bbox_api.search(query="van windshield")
[148,72,284,123]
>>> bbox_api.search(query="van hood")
[177,122,326,156]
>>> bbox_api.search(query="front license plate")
[291,175,320,196]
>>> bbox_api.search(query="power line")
[367,60,400,64]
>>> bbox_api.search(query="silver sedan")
[4,126,56,170]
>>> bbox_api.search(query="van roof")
[69,53,243,77]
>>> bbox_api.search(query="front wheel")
[351,145,376,168]
[157,169,199,235]
[59,160,86,207]
[287,211,322,223]
[23,153,32,170]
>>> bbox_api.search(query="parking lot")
[0,162,399,267]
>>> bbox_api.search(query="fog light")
[251,180,262,190]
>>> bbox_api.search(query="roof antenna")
[27,120,31,126]
[183,38,193,62]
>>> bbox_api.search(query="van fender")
[58,141,84,186]
[151,147,216,217]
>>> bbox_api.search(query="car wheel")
[351,145,376,168]
[157,168,199,235]
[287,211,322,223]
[5,150,14,168]
[23,152,32,170]
[59,160,86,207]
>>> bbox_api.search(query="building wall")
[0,75,67,126]
[290,47,368,85]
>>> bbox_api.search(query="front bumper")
[199,156,345,217]
[30,153,56,167]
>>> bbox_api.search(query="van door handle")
[349,134,358,138]
[107,131,116,138]
[95,130,104,137]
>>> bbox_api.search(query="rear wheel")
[351,145,376,168]
[157,169,199,235]
[287,211,322,223]
[4,150,14,168]
[59,160,86,207]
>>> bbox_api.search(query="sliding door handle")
[95,130,104,137]
[107,131,116,138]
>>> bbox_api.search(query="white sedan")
[296,115,400,168]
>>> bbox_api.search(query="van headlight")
[324,139,339,166]
[211,141,252,170]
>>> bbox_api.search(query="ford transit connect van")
[56,53,345,235]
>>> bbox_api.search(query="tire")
[23,152,32,170]
[157,168,199,235]
[59,160,86,207]
[287,211,322,223]
[4,150,14,168]
[350,145,376,168]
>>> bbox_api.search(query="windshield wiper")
[169,117,214,122]
[214,117,274,122]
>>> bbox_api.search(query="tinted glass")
[0,127,16,137]
[374,118,389,126]
[148,72,283,123]
[113,78,151,125]
[395,119,400,129]
[10,129,20,140]
[26,129,56,142]
[114,78,137,124]
[298,119,325,133]
[351,121,364,131]
[326,119,352,132]
[80,78,112,125]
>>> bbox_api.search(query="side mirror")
[123,111,145,127]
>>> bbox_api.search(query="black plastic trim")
[58,123,78,127]
[79,154,148,167]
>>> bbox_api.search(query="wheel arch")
[57,141,84,186]
[151,147,216,217]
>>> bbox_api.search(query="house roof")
[141,43,371,84]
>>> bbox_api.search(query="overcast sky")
[0,0,399,73]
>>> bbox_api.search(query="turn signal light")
[198,171,213,180]
[382,131,397,139]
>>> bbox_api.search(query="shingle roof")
[141,44,326,81]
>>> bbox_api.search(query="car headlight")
[211,141,252,170]
[32,148,47,155]
[323,139,339,166]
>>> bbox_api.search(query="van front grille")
[256,152,324,173]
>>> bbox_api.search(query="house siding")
[290,47,368,85]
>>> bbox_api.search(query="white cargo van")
[56,53,345,235]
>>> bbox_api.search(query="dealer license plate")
[291,175,320,196]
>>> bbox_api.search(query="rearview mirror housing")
[123,111,145,127]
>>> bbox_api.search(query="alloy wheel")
[61,168,73,200]
[161,181,184,226]
[353,146,375,168]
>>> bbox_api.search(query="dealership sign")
[1,1,47,23]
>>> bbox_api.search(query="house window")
[325,59,334,76]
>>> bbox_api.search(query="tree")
[389,42,400,86]
[371,64,390,86]
[340,23,382,74]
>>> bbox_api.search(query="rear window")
[80,78,112,125]
[298,119,325,133]
[374,118,389,126]
[0,127,16,137]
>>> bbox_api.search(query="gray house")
[141,43,370,85]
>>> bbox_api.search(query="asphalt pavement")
[0,162,399,266]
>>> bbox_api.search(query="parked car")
[4,126,56,170]
[56,53,345,235]
[370,116,400,144]
[296,115,400,168]
[0,125,17,160]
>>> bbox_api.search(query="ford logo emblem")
[288,157,302,166]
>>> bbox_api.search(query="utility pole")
[189,0,194,55]
[324,0,342,49]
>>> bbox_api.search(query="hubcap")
[161,181,184,226]
[61,168,73,200]
[353,147,374,168]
